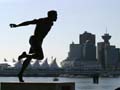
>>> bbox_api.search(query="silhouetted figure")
[93,73,99,84]
[10,10,57,82]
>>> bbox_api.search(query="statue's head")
[48,10,57,21]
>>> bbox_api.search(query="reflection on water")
[0,77,120,90]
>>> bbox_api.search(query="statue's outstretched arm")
[10,19,38,28]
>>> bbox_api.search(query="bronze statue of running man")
[10,10,57,82]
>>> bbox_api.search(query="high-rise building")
[97,33,120,70]
[83,40,96,61]
[102,33,111,45]
[104,46,119,69]
[97,42,105,69]
[61,31,100,70]
[68,42,83,60]
[61,31,120,71]
[79,31,95,45]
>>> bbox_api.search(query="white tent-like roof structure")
[12,58,16,63]
[32,60,41,69]
[41,58,49,69]
[49,58,59,69]
[14,60,23,69]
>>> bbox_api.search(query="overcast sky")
[0,0,120,64]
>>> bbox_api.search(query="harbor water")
[0,77,120,90]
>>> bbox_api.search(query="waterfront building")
[0,63,11,70]
[97,33,120,70]
[105,45,119,70]
[97,42,105,69]
[79,31,95,45]
[68,42,83,60]
[61,31,101,70]
[82,40,96,61]
[61,31,120,72]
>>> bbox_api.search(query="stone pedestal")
[0,82,75,90]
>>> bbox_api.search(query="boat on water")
[53,77,59,81]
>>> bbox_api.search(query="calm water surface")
[0,77,120,90]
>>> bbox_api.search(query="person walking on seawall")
[10,10,57,82]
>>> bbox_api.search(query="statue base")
[0,82,75,90]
